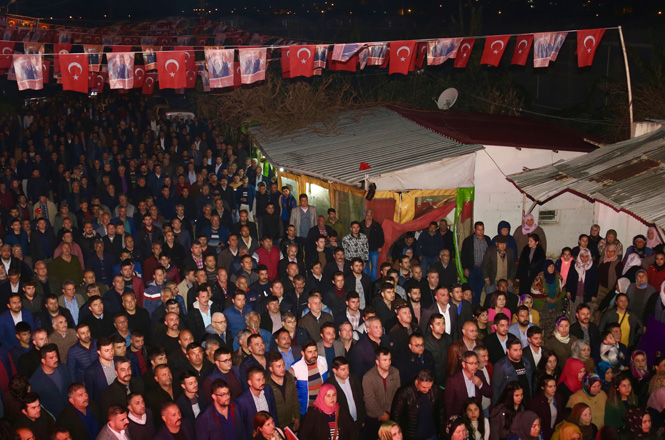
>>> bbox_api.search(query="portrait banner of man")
[205,47,234,89]
[107,52,135,89]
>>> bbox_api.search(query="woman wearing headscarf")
[646,386,665,432]
[647,226,662,250]
[516,233,546,296]
[595,361,614,392]
[531,260,564,331]
[597,244,624,306]
[623,234,653,264]
[628,271,654,327]
[604,371,637,429]
[298,383,356,440]
[566,373,607,429]
[622,253,644,283]
[570,340,595,378]
[588,224,603,262]
[556,358,586,406]
[551,421,583,440]
[620,407,657,440]
[629,350,652,405]
[566,403,597,440]
[492,220,518,261]
[565,249,598,317]
[514,214,547,255]
[544,317,576,370]
[598,229,623,261]
[528,375,564,440]
[506,410,541,440]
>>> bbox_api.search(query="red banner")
[453,39,475,68]
[511,35,533,66]
[480,35,510,67]
[60,53,88,93]
[577,29,605,68]
[157,51,186,89]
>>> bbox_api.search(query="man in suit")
[349,316,388,379]
[445,350,494,417]
[485,313,516,363]
[420,285,459,342]
[523,326,544,374]
[83,336,116,402]
[96,405,130,440]
[29,343,71,418]
[325,356,366,429]
[56,382,103,440]
[316,322,345,374]
[0,292,35,350]
[492,337,534,405]
[235,365,279,440]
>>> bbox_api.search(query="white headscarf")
[575,248,593,282]
[622,253,642,276]
[521,213,538,235]
[647,226,662,249]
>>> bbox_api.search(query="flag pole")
[617,26,634,137]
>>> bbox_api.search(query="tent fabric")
[380,201,457,265]
[367,153,476,192]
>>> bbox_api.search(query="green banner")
[454,187,475,282]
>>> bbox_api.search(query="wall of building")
[473,146,594,258]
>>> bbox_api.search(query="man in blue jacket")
[0,292,35,350]
[29,343,71,418]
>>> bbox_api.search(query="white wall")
[474,146,594,258]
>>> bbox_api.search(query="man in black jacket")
[393,333,437,385]
[569,302,601,347]
[325,356,366,430]
[460,221,492,305]
[99,356,145,416]
[56,382,103,440]
[390,369,446,440]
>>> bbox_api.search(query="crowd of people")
[0,94,664,440]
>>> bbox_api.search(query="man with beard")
[235,366,279,440]
[290,340,328,415]
[509,306,535,348]
[100,356,145,416]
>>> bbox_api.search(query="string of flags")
[0,22,609,93]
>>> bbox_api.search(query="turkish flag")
[328,51,358,71]
[410,41,428,70]
[280,47,291,78]
[389,40,416,75]
[185,70,197,88]
[480,35,510,67]
[134,65,145,88]
[60,53,88,93]
[156,51,186,89]
[41,60,50,82]
[174,46,196,71]
[53,44,72,73]
[0,41,14,69]
[577,28,605,67]
[454,39,475,68]
[289,45,315,78]
[511,35,533,66]
[142,72,157,94]
[93,71,107,91]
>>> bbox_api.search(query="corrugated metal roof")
[507,126,665,226]
[249,107,484,187]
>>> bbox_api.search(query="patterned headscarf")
[624,407,651,439]
[582,373,601,397]
[630,350,649,381]
[521,214,538,235]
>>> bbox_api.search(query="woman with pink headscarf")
[514,214,548,255]
[298,383,356,440]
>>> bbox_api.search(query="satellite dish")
[436,88,459,110]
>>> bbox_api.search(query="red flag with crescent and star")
[511,35,533,66]
[174,46,196,71]
[93,71,107,92]
[0,41,14,69]
[60,53,88,93]
[480,35,510,67]
[280,47,291,78]
[389,40,416,75]
[233,62,242,88]
[289,45,315,78]
[53,43,72,73]
[453,38,475,68]
[156,51,186,89]
[133,65,145,88]
[142,72,157,94]
[577,29,605,68]
[185,70,197,88]
[410,41,428,70]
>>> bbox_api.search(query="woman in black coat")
[298,384,357,440]
[527,374,564,440]
[516,233,546,295]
